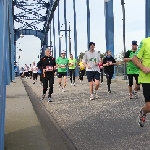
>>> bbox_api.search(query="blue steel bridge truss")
[0,0,150,149]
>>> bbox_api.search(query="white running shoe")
[90,95,94,100]
[48,97,52,102]
[62,88,66,92]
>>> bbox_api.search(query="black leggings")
[79,69,85,80]
[69,69,75,83]
[24,72,28,77]
[128,74,139,87]
[100,69,103,83]
[33,73,37,80]
[106,74,113,91]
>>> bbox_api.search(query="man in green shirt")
[132,37,150,127]
[56,50,69,92]
[68,54,77,86]
[123,41,140,99]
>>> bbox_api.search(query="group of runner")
[20,62,39,84]
[27,37,150,127]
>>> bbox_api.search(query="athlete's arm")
[132,56,144,70]
[132,41,145,70]
[82,53,88,67]
[123,50,132,62]
[103,58,109,66]
[112,57,117,65]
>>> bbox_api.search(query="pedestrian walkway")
[23,76,150,150]
[5,78,50,150]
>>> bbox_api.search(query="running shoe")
[129,93,132,99]
[90,94,94,100]
[108,90,111,93]
[133,90,138,99]
[93,90,99,98]
[48,97,52,102]
[138,108,146,127]
[40,94,45,100]
[62,88,66,92]
[59,85,61,90]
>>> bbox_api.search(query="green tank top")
[127,50,140,74]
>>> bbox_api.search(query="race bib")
[46,66,53,71]
[60,64,66,68]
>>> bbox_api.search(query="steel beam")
[146,0,150,37]
[86,0,90,50]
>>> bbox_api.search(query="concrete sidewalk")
[4,77,50,150]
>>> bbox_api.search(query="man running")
[82,42,100,100]
[132,37,150,127]
[56,50,68,92]
[98,58,104,84]
[24,64,28,78]
[32,62,38,84]
[103,50,116,93]
[37,48,56,102]
[28,64,33,79]
[68,54,77,86]
[123,41,140,99]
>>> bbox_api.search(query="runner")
[37,48,56,102]
[28,64,33,79]
[24,64,28,79]
[68,54,77,86]
[78,58,85,82]
[98,58,104,84]
[123,40,140,99]
[82,42,100,100]
[56,50,68,92]
[132,37,150,127]
[32,62,38,84]
[103,50,116,93]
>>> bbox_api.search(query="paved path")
[5,78,50,150]
[23,76,150,150]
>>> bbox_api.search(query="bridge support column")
[73,0,78,76]
[86,0,90,50]
[105,0,114,57]
[105,0,115,78]
[64,0,68,58]
[146,0,150,37]
[0,0,7,149]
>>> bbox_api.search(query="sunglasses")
[61,53,66,54]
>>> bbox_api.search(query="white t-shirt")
[82,50,100,71]
[24,66,28,72]
[29,66,32,71]
[32,65,38,73]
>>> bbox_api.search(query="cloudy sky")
[14,0,145,67]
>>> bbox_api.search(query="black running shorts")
[57,72,67,78]
[142,83,150,102]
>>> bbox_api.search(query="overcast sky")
[14,0,145,67]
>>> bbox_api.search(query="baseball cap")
[132,40,138,45]
[61,50,66,53]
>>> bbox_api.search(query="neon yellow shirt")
[135,37,150,83]
[79,62,85,70]
[68,58,76,69]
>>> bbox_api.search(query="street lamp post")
[60,22,71,55]
[121,0,127,80]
